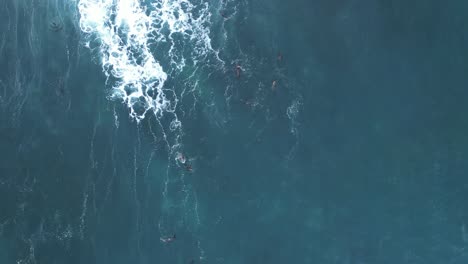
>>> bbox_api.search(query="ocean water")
[2,0,468,263]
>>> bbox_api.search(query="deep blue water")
[2,0,468,263]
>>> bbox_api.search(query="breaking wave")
[77,0,215,121]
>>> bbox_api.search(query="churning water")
[2,0,468,263]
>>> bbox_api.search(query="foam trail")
[285,98,302,162]
[77,1,216,260]
[286,99,302,136]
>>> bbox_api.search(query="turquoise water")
[2,0,468,263]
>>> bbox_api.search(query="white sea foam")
[77,0,215,121]
[77,3,220,260]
